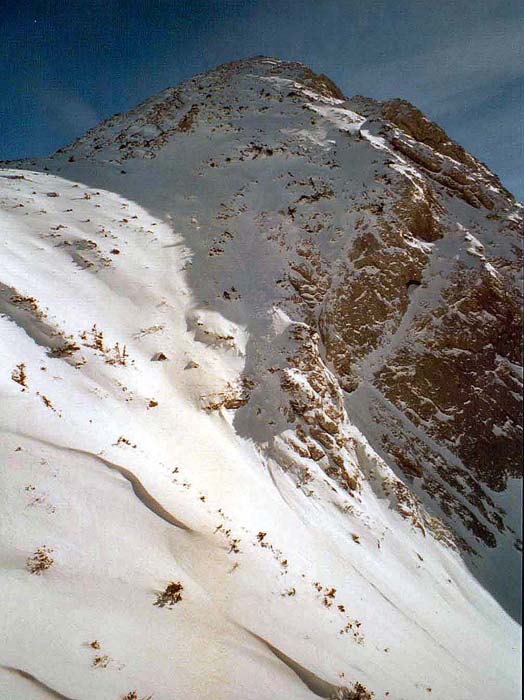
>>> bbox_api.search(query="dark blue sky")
[1,0,522,197]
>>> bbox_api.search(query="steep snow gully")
[0,57,521,700]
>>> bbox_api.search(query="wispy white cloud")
[348,18,523,113]
[38,88,100,139]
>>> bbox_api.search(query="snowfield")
[0,56,521,700]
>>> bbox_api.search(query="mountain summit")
[1,57,521,700]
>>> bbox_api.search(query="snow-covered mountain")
[0,56,521,700]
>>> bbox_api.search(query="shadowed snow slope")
[0,56,521,700]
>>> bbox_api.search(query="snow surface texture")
[0,57,521,699]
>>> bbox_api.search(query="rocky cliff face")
[0,57,521,700]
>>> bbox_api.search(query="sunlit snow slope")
[0,57,521,700]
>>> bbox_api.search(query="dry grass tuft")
[27,546,54,574]
[11,363,27,389]
[154,581,184,608]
